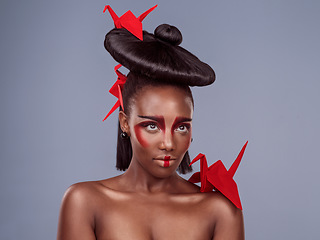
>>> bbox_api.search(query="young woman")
[57,5,245,240]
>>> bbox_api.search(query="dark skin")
[57,85,244,240]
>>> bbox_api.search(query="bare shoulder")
[62,181,103,204]
[202,192,244,240]
[60,179,118,208]
[205,192,243,219]
[64,181,96,195]
[177,176,202,193]
[58,181,104,223]
[57,181,111,240]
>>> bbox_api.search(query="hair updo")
[104,24,215,174]
[154,24,182,46]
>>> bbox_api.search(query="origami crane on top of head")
[189,141,248,210]
[102,5,158,121]
[103,4,158,40]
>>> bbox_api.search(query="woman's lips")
[164,156,170,167]
[153,156,175,168]
[153,156,175,160]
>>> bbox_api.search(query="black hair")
[105,24,215,174]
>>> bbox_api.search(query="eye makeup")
[137,115,165,131]
[134,125,149,147]
[171,116,192,135]
[134,115,192,148]
[134,115,166,147]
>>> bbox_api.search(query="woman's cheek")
[185,135,192,149]
[134,125,149,148]
[184,129,192,150]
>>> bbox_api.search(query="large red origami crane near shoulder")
[189,141,248,210]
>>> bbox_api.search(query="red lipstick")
[164,156,170,167]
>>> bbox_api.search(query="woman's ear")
[119,111,131,136]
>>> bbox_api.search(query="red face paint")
[134,115,166,148]
[155,116,165,132]
[134,125,149,147]
[163,156,170,167]
[137,115,165,131]
[171,116,192,135]
[164,160,170,167]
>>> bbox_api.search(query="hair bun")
[154,24,182,46]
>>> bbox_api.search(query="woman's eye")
[146,123,159,132]
[175,124,189,133]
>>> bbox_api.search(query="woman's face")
[123,85,193,178]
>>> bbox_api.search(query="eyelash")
[139,121,160,132]
[175,124,191,133]
[138,122,191,133]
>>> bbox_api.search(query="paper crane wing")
[206,160,242,209]
[229,141,248,177]
[138,5,158,22]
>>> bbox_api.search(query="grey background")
[1,0,319,239]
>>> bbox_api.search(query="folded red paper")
[103,64,127,121]
[103,5,157,40]
[102,5,158,120]
[188,141,248,210]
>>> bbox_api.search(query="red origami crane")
[103,64,127,121]
[189,141,248,210]
[102,5,158,121]
[103,4,158,40]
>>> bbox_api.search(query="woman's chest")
[94,196,214,240]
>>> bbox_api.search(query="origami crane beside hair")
[102,5,158,121]
[103,5,158,40]
[189,141,248,210]
[103,64,127,121]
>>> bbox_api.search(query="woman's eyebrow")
[174,117,193,123]
[138,115,165,130]
[137,115,192,122]
[171,117,192,134]
[137,115,164,122]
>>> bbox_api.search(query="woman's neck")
[119,161,183,194]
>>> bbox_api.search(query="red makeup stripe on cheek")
[134,125,149,147]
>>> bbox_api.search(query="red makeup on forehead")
[171,116,192,134]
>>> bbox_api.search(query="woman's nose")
[160,131,175,151]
